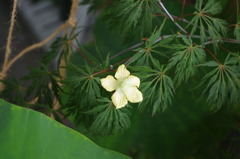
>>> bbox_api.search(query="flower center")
[116,79,127,89]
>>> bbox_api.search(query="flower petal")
[111,89,128,109]
[125,75,140,87]
[100,75,117,92]
[115,64,130,80]
[123,86,143,103]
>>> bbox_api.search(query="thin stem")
[181,0,186,18]
[158,0,188,34]
[181,13,194,17]
[219,45,231,54]
[227,24,237,27]
[71,43,96,66]
[0,0,79,81]
[155,14,209,33]
[236,0,239,20]
[2,0,18,73]
[109,34,240,61]
[200,47,222,65]
[91,58,130,77]
[109,42,144,60]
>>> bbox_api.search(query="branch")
[0,0,18,87]
[110,42,145,60]
[171,15,209,33]
[110,34,240,61]
[158,0,188,34]
[0,0,79,91]
[200,47,222,65]
[154,14,210,34]
[3,0,18,70]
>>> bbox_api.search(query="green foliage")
[42,33,75,69]
[188,0,228,49]
[231,52,240,66]
[103,0,163,40]
[130,21,176,67]
[0,77,26,106]
[167,37,206,86]
[23,64,61,107]
[132,65,174,115]
[0,99,130,159]
[86,98,131,136]
[199,55,240,110]
[1,0,240,152]
[234,22,240,41]
[63,64,101,127]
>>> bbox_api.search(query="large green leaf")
[0,99,131,159]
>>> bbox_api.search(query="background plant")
[1,0,240,158]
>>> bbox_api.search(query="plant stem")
[71,43,96,66]
[0,0,18,91]
[0,0,79,92]
[110,42,145,60]
[158,0,188,34]
[219,45,231,53]
[3,0,17,70]
[91,58,130,77]
[154,14,209,33]
[181,0,186,18]
[200,47,222,65]
[110,34,240,61]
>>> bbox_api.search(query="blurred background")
[0,0,96,78]
[1,0,240,159]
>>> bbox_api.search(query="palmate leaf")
[234,23,240,41]
[63,64,101,127]
[0,77,26,106]
[234,15,240,41]
[65,63,101,98]
[167,37,206,86]
[41,38,62,65]
[188,0,227,49]
[228,52,240,66]
[199,56,240,110]
[132,66,174,115]
[23,63,61,108]
[129,22,176,67]
[42,28,81,70]
[104,0,162,39]
[86,98,131,136]
[75,40,101,66]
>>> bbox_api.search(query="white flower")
[100,64,143,109]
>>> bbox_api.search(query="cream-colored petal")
[111,89,128,109]
[124,75,140,87]
[100,75,117,92]
[123,86,143,103]
[115,64,130,80]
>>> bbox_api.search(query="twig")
[172,15,209,33]
[90,58,130,77]
[219,45,231,54]
[110,34,240,61]
[3,0,18,70]
[158,0,188,34]
[181,0,186,18]
[5,24,67,72]
[200,47,222,65]
[154,14,210,33]
[71,43,96,66]
[0,0,79,91]
[109,42,144,60]
[0,0,18,91]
